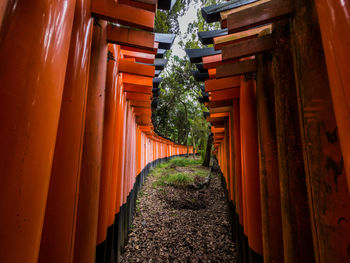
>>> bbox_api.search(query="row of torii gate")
[0,0,349,263]
[186,0,350,262]
[0,1,194,263]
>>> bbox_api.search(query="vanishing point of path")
[121,158,236,262]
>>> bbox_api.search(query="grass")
[168,157,202,167]
[150,157,207,189]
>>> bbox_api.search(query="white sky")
[171,2,200,58]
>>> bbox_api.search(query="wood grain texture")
[227,0,294,34]
[256,52,284,263]
[222,35,273,61]
[291,0,350,261]
[107,25,155,51]
[272,20,314,263]
[216,60,256,79]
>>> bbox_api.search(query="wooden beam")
[202,54,222,69]
[209,106,231,114]
[210,112,230,118]
[210,87,240,101]
[205,76,240,92]
[205,100,233,108]
[118,0,157,12]
[208,68,216,79]
[227,0,294,34]
[121,42,158,55]
[201,0,257,23]
[222,35,273,62]
[214,25,271,50]
[220,0,269,28]
[107,25,154,51]
[91,1,154,31]
[121,73,153,87]
[130,101,151,108]
[211,127,225,133]
[216,59,257,78]
[126,93,151,101]
[118,59,155,77]
[123,84,152,94]
[207,116,226,122]
[121,50,155,64]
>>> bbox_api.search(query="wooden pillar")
[80,19,107,262]
[0,0,9,29]
[232,100,245,263]
[40,0,93,261]
[256,52,284,263]
[42,0,93,262]
[240,77,263,261]
[291,0,350,261]
[224,120,231,199]
[96,43,117,263]
[271,20,314,263]
[0,1,76,262]
[314,0,350,190]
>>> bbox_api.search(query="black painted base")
[95,154,186,263]
[216,157,264,263]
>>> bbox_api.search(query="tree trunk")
[202,132,212,167]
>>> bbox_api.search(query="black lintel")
[154,59,167,70]
[198,29,228,45]
[201,0,257,23]
[155,33,176,49]
[153,77,163,85]
[192,70,209,82]
[185,47,221,63]
[155,69,161,77]
[196,63,209,73]
[203,111,210,118]
[158,0,176,10]
[156,48,166,58]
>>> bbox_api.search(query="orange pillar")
[96,44,118,261]
[0,1,76,262]
[81,19,108,263]
[39,0,93,262]
[292,1,350,261]
[315,0,350,190]
[0,0,9,29]
[240,77,263,261]
[232,100,245,262]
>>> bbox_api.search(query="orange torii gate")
[0,1,190,263]
[190,0,350,262]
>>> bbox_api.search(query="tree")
[153,0,224,158]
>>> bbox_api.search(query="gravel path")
[120,165,236,263]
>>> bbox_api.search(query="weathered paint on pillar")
[256,52,284,263]
[314,0,350,191]
[291,0,350,261]
[272,20,314,263]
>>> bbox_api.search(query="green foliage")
[169,157,201,167]
[150,158,207,188]
[153,0,223,152]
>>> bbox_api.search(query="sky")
[171,2,200,58]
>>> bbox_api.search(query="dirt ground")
[120,161,236,263]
